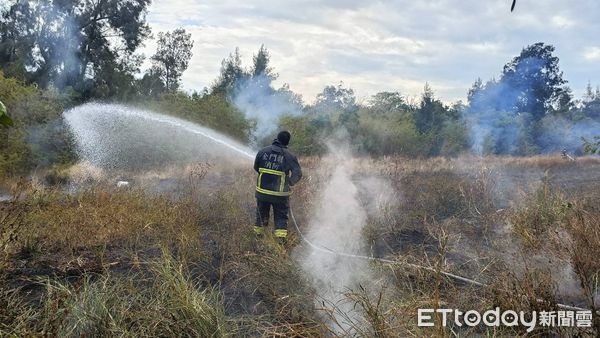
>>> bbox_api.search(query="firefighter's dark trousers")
[255,198,289,238]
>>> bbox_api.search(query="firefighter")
[254,131,302,242]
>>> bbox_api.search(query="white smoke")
[230,73,303,142]
[537,115,600,154]
[295,141,392,334]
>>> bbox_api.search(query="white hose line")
[289,207,596,313]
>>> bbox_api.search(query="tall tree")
[368,91,409,117]
[467,78,485,110]
[137,67,166,97]
[501,42,567,120]
[151,28,194,92]
[248,44,277,94]
[414,83,447,134]
[276,83,304,108]
[314,82,357,115]
[251,44,277,80]
[582,82,600,120]
[0,1,37,81]
[212,47,247,94]
[0,0,151,94]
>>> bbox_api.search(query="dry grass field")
[1,155,599,336]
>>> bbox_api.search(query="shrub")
[0,72,75,175]
[139,92,253,143]
[510,179,570,249]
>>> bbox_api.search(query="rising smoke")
[466,55,600,156]
[536,115,600,153]
[230,73,303,143]
[22,1,82,88]
[467,109,600,155]
[295,137,394,334]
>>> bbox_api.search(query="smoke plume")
[295,139,392,334]
[230,73,302,142]
[468,111,600,155]
[537,115,600,154]
[466,55,600,155]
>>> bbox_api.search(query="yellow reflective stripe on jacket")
[256,187,291,196]
[257,168,291,196]
[259,168,285,175]
[260,168,286,192]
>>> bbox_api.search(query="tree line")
[1,0,599,176]
[217,43,600,157]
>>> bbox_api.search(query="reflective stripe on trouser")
[253,226,264,235]
[274,229,288,238]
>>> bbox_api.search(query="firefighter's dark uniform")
[254,139,302,238]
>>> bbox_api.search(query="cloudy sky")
[141,0,600,104]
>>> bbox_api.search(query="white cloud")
[142,0,600,103]
[551,15,575,29]
[583,47,600,61]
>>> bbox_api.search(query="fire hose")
[288,207,596,313]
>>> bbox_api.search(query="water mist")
[64,103,254,171]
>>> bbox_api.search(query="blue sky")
[141,0,600,104]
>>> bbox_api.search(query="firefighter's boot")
[274,229,288,245]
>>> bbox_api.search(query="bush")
[0,72,76,176]
[510,179,570,249]
[359,114,430,157]
[278,114,328,155]
[139,92,253,143]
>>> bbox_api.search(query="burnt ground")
[361,158,600,308]
[493,162,600,206]
[1,156,599,332]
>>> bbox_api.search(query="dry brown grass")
[0,170,328,336]
[510,179,570,249]
[1,154,599,336]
